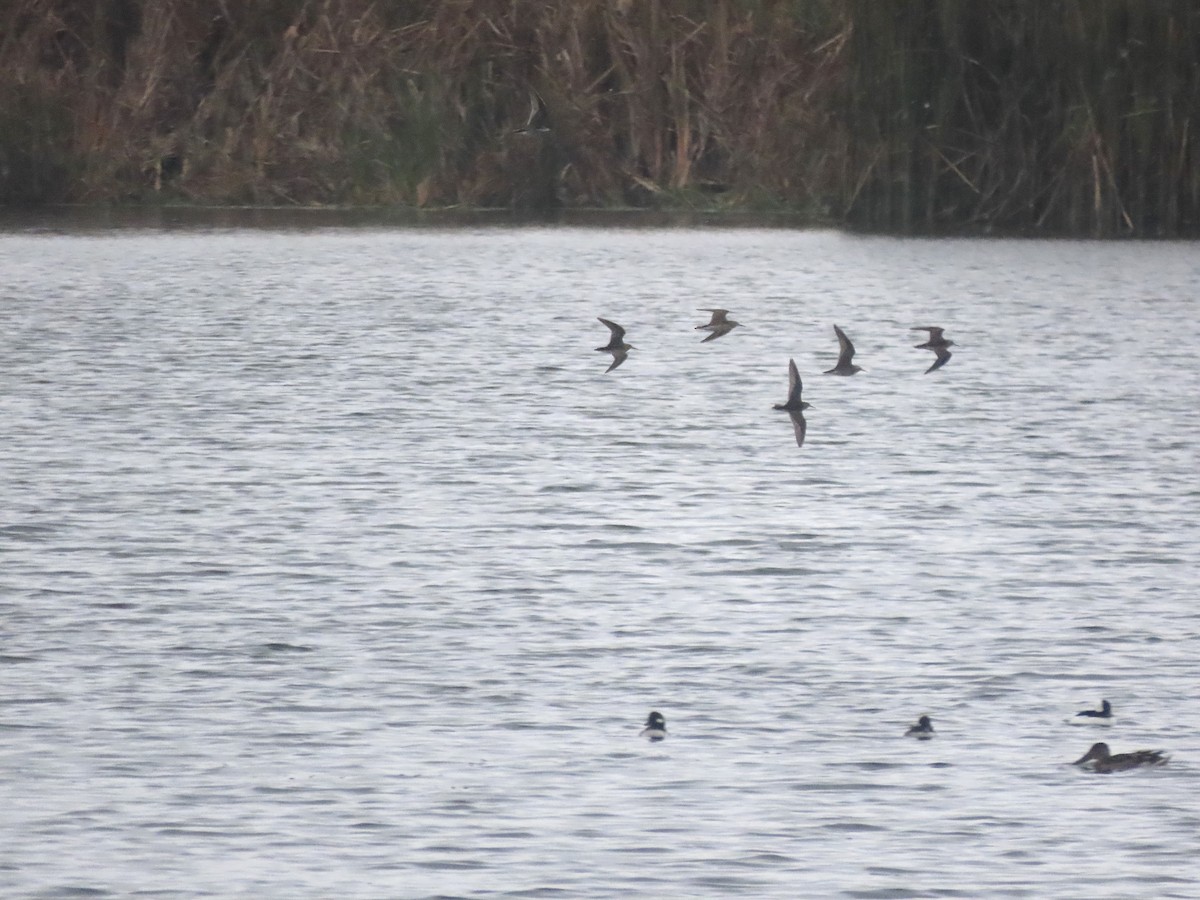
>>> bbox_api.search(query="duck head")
[1073,742,1111,765]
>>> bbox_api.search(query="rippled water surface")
[2,217,1199,898]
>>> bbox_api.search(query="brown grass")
[2,1,1198,235]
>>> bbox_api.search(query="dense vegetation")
[2,0,1198,235]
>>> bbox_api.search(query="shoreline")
[1,204,1193,240]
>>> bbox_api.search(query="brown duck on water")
[1072,742,1168,773]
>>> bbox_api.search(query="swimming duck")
[773,358,809,447]
[1072,742,1167,773]
[695,308,741,342]
[1076,699,1113,719]
[911,326,954,373]
[596,317,634,372]
[641,711,667,742]
[905,715,935,739]
[823,324,863,375]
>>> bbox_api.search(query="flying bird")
[694,308,741,343]
[596,317,634,373]
[824,324,863,375]
[912,326,955,373]
[773,358,810,447]
[513,89,550,134]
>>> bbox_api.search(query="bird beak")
[1072,750,1095,765]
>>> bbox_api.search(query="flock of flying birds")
[602,307,1172,773]
[595,311,957,447]
[522,96,945,445]
[641,700,1171,774]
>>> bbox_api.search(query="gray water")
[2,220,1198,899]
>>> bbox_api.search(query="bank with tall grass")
[2,1,1197,235]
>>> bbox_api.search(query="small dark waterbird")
[1076,699,1113,719]
[912,326,955,373]
[1072,742,1167,773]
[824,324,863,375]
[905,715,935,739]
[773,358,810,448]
[695,308,741,342]
[596,317,634,373]
[641,711,667,742]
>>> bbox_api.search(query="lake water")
[2,214,1198,898]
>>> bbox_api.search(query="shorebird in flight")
[596,317,634,372]
[773,358,810,447]
[694,308,741,343]
[513,89,550,134]
[824,324,863,375]
[912,326,954,373]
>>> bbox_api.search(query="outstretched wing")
[833,324,855,361]
[701,323,733,342]
[787,358,802,404]
[597,317,625,342]
[789,411,807,448]
[924,348,952,373]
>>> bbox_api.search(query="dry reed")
[1,0,1198,235]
